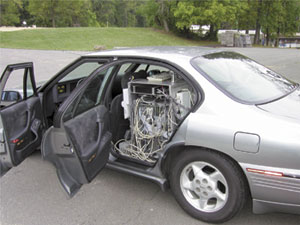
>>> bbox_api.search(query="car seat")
[110,70,148,143]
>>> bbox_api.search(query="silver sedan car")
[0,47,299,223]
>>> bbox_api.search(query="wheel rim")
[180,161,229,213]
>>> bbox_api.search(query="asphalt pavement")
[0,47,300,225]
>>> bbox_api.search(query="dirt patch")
[0,26,44,32]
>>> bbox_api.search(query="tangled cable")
[115,87,193,163]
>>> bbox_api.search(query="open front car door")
[0,63,43,176]
[42,63,116,197]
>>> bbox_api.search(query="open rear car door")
[42,63,116,197]
[0,63,43,176]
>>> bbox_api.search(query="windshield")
[191,52,297,104]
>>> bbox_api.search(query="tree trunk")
[275,27,280,47]
[162,18,169,32]
[266,27,270,46]
[254,0,262,45]
[254,20,261,44]
[246,0,250,35]
[207,24,218,41]
[50,1,56,27]
[51,12,55,27]
[159,0,169,32]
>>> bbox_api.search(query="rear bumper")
[240,163,300,215]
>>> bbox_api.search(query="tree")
[59,0,99,27]
[27,0,60,27]
[253,0,300,46]
[138,0,175,32]
[261,0,283,46]
[91,0,116,27]
[173,0,241,40]
[91,0,146,27]
[248,0,300,46]
[114,0,138,27]
[0,0,22,26]
[236,0,256,33]
[137,0,159,27]
[157,0,170,32]
[27,0,98,27]
[18,0,34,26]
[275,0,300,43]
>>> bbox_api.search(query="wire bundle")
[115,91,175,162]
[115,86,194,163]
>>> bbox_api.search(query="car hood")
[256,86,300,121]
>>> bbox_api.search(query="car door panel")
[64,105,111,181]
[42,62,117,197]
[0,63,43,176]
[1,96,42,165]
[42,126,86,196]
[43,105,112,196]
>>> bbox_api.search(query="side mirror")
[1,91,22,107]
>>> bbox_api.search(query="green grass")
[0,27,219,51]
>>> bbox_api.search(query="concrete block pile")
[219,31,252,47]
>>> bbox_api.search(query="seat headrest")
[121,70,148,89]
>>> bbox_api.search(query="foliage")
[0,0,299,43]
[236,0,256,32]
[174,0,246,40]
[260,0,300,39]
[173,0,300,41]
[91,0,146,27]
[0,0,22,26]
[27,0,98,27]
[137,0,178,32]
[137,0,159,28]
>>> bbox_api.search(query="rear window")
[191,52,297,104]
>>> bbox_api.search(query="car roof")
[87,46,223,63]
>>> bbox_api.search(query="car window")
[63,65,116,121]
[25,71,34,98]
[0,66,37,108]
[191,52,297,104]
[147,65,170,73]
[2,69,24,103]
[136,64,170,74]
[118,63,132,75]
[1,92,5,101]
[3,69,23,90]
[136,64,148,71]
[60,62,103,83]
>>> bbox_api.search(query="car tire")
[169,148,248,223]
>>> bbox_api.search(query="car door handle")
[95,120,103,145]
[25,110,32,130]
[60,143,73,154]
[0,128,4,143]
